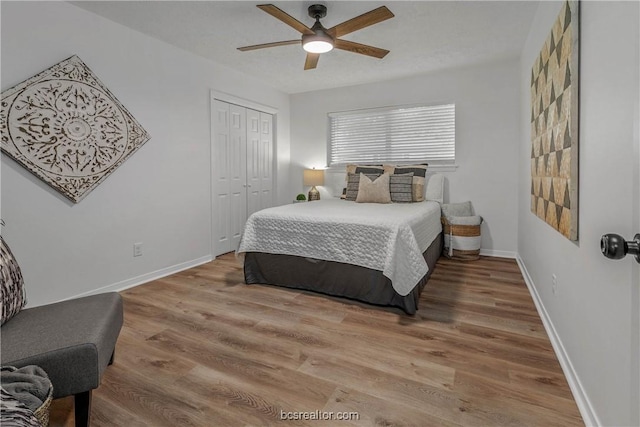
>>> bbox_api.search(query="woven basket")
[33,383,53,427]
[1,366,53,427]
[441,217,482,261]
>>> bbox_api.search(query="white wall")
[518,2,639,426]
[290,59,520,255]
[0,1,291,307]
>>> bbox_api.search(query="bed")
[237,173,444,314]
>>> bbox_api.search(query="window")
[328,103,455,167]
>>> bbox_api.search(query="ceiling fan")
[237,4,394,70]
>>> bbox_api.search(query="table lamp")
[303,168,324,201]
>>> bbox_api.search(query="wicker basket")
[441,216,482,261]
[33,383,53,427]
[0,366,53,427]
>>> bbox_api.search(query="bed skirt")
[243,232,443,314]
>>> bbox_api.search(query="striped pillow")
[1,236,26,325]
[345,172,381,201]
[391,164,428,202]
[389,173,414,203]
[342,165,385,199]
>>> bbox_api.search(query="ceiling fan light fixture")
[302,32,334,54]
[238,4,394,70]
[303,39,334,54]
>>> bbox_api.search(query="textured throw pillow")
[393,164,428,202]
[1,236,27,325]
[356,173,392,204]
[345,172,381,201]
[389,173,414,203]
[343,164,385,198]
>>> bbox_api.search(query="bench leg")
[74,390,92,427]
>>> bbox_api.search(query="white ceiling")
[70,1,538,94]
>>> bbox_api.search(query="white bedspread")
[237,199,442,296]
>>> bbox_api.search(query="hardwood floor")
[49,254,583,426]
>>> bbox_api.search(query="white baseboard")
[479,248,517,258]
[60,255,214,302]
[515,255,600,427]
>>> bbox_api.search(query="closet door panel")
[246,109,262,219]
[215,194,230,251]
[213,100,232,254]
[259,113,274,210]
[228,104,247,251]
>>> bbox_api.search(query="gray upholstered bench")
[1,292,123,427]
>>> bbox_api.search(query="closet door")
[212,100,246,255]
[228,104,248,252]
[212,100,232,254]
[212,97,274,256]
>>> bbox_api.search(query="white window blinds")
[328,103,455,166]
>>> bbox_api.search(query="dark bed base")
[243,232,443,314]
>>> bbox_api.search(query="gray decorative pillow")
[389,173,414,203]
[342,165,385,198]
[1,236,27,325]
[392,164,428,202]
[345,172,381,201]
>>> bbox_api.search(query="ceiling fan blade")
[257,4,314,35]
[328,6,394,38]
[334,39,390,59]
[237,40,300,51]
[304,53,320,70]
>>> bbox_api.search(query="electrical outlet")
[133,242,143,257]
[552,274,557,294]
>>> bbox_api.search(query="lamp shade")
[303,169,324,186]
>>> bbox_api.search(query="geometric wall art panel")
[0,56,150,203]
[530,0,579,241]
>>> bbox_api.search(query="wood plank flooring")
[48,254,583,426]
